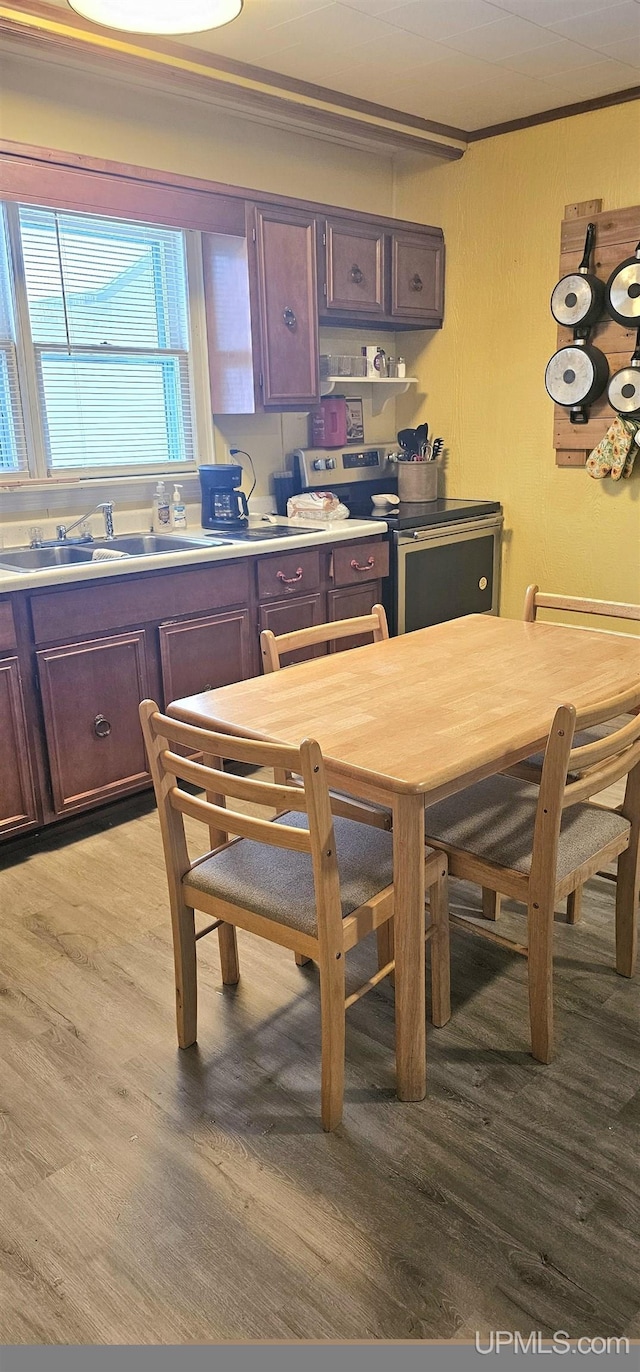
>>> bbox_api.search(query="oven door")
[395,516,503,634]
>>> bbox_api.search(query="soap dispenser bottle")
[171,484,187,529]
[152,481,170,531]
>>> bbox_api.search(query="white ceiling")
[40,0,640,131]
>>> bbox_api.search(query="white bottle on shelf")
[152,481,170,531]
[171,484,187,529]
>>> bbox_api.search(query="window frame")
[2,201,214,484]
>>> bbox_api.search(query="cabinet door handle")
[350,556,375,573]
[478,577,488,591]
[276,567,303,585]
[410,274,423,292]
[283,307,297,329]
[202,683,213,693]
[350,264,364,284]
[94,714,112,738]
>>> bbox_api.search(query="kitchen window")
[2,202,208,480]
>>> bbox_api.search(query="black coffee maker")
[199,464,249,530]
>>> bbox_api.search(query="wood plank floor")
[0,792,638,1344]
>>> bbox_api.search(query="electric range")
[289,444,503,634]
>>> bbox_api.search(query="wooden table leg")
[393,792,426,1102]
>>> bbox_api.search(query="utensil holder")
[397,461,438,503]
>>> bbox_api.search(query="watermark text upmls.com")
[476,1331,631,1355]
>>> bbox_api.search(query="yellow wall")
[0,49,395,213]
[394,102,640,621]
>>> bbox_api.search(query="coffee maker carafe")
[199,464,249,530]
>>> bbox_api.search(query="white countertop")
[0,518,387,594]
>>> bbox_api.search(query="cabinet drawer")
[0,656,38,834]
[159,610,253,705]
[257,548,321,601]
[331,540,389,588]
[37,632,150,814]
[0,600,17,654]
[31,561,250,644]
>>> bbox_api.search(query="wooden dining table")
[168,612,640,1103]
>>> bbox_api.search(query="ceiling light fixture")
[68,0,243,36]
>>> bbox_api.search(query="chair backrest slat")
[171,788,312,852]
[261,604,389,673]
[161,748,307,813]
[524,584,640,625]
[151,709,302,772]
[564,737,640,809]
[569,712,640,773]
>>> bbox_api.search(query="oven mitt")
[586,416,640,480]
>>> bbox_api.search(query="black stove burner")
[369,497,502,530]
[203,523,324,541]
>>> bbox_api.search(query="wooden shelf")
[320,376,417,416]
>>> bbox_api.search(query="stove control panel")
[342,449,382,470]
[291,444,395,489]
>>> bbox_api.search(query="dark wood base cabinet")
[0,656,38,836]
[159,610,253,702]
[37,632,150,815]
[0,536,388,843]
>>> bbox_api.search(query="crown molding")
[0,3,466,160]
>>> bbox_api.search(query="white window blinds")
[0,207,29,474]
[18,208,195,472]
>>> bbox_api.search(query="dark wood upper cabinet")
[390,229,444,324]
[321,217,386,317]
[252,205,320,408]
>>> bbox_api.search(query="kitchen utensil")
[550,222,604,328]
[416,422,428,456]
[397,428,418,454]
[545,328,609,424]
[431,437,444,461]
[371,493,400,508]
[606,240,640,327]
[607,328,640,417]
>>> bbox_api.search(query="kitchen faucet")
[55,502,115,543]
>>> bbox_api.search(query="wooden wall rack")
[554,198,640,468]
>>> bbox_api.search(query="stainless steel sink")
[104,534,222,555]
[0,545,97,570]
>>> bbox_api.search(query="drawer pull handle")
[202,683,213,693]
[350,556,375,573]
[350,264,364,284]
[410,274,423,292]
[283,307,297,329]
[94,714,112,739]
[277,567,303,585]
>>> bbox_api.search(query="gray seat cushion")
[424,774,629,880]
[526,714,635,773]
[185,813,394,937]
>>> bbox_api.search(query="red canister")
[310,395,348,448]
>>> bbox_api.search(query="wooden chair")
[522,586,640,924]
[139,700,450,1132]
[260,603,389,675]
[261,605,392,972]
[423,693,640,1064]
